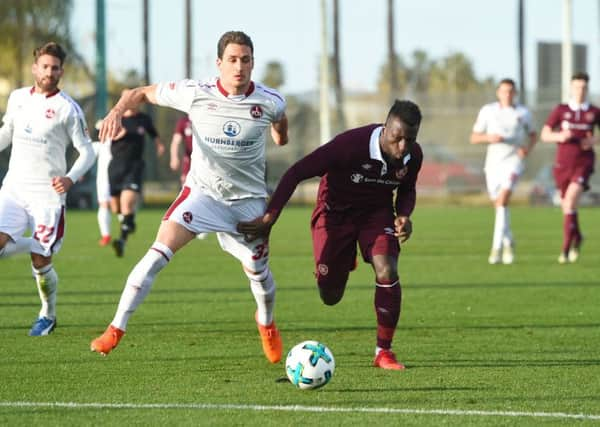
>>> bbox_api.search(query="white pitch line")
[0,401,599,421]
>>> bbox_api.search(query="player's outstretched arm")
[237,212,275,242]
[99,85,158,142]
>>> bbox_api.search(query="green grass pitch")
[1,205,599,426]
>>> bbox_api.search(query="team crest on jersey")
[223,120,241,137]
[250,105,263,119]
[137,126,145,135]
[585,112,596,122]
[182,211,193,224]
[350,173,364,183]
[395,167,408,179]
[45,108,55,119]
[317,264,329,276]
[564,112,572,120]
[168,82,176,90]
[361,163,372,170]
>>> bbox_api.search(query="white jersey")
[155,77,286,201]
[472,102,534,172]
[1,87,92,203]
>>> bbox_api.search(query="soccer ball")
[285,340,335,390]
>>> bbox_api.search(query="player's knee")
[373,260,398,284]
[319,287,344,305]
[316,270,348,305]
[244,267,270,283]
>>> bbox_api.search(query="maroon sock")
[562,213,576,253]
[571,212,582,247]
[374,280,402,350]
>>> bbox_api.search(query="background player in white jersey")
[91,31,289,363]
[470,78,537,264]
[92,132,113,246]
[0,42,95,336]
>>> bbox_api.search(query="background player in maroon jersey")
[169,115,193,185]
[238,100,423,370]
[540,72,600,263]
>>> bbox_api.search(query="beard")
[36,76,59,93]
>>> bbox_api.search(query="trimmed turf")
[1,205,598,426]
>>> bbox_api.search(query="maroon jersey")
[267,124,423,219]
[544,103,600,164]
[174,116,193,157]
[174,116,193,178]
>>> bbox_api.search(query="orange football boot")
[255,313,282,363]
[90,325,125,356]
[373,349,406,370]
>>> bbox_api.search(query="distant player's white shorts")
[485,159,524,200]
[163,186,269,272]
[0,188,65,256]
[94,141,112,203]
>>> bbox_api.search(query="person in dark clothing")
[108,103,164,257]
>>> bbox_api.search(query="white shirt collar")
[568,100,590,111]
[369,126,411,176]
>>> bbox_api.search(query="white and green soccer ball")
[285,340,335,390]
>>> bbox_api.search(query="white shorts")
[94,142,112,203]
[0,188,65,256]
[164,186,269,272]
[485,160,524,200]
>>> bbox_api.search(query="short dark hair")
[572,72,589,82]
[498,78,516,89]
[386,99,422,128]
[33,42,66,66]
[217,31,254,59]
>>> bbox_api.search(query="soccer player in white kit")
[470,78,537,264]
[91,31,289,363]
[0,42,95,336]
[92,137,113,246]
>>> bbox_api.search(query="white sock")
[502,207,512,246]
[111,242,172,330]
[248,268,276,325]
[492,206,507,250]
[0,237,32,258]
[97,206,111,237]
[33,264,58,319]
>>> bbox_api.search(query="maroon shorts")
[310,205,399,290]
[553,152,595,197]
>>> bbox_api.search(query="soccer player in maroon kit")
[169,115,193,185]
[238,100,423,370]
[540,72,600,264]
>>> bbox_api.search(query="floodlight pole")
[561,0,573,102]
[319,0,331,144]
[95,0,107,120]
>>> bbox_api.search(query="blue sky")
[71,0,599,95]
